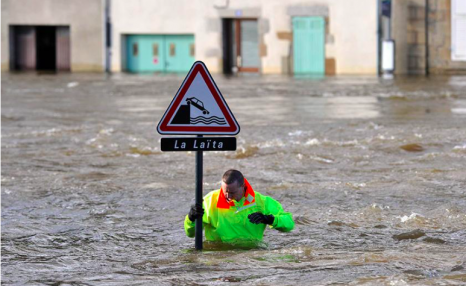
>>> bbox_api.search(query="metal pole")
[105,0,111,73]
[195,135,203,250]
[425,0,429,76]
[387,0,391,39]
[377,0,382,76]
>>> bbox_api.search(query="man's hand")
[248,212,274,225]
[188,203,204,222]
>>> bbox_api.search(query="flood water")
[2,72,466,285]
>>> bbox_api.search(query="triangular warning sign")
[157,61,240,135]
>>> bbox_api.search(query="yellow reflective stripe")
[235,202,256,214]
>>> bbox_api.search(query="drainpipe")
[105,0,112,73]
[425,0,429,76]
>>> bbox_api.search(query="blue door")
[165,35,195,73]
[126,34,194,73]
[293,17,325,74]
[126,35,165,73]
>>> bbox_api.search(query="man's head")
[221,169,245,202]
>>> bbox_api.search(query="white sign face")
[382,40,395,72]
[157,61,240,135]
[171,73,227,126]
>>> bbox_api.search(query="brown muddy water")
[2,73,466,285]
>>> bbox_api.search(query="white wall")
[196,0,377,74]
[330,0,378,74]
[111,0,198,72]
[111,0,378,74]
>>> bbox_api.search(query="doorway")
[36,26,56,70]
[10,25,70,72]
[222,18,260,74]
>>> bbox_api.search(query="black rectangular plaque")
[161,137,236,152]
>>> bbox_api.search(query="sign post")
[157,61,240,250]
[195,135,203,250]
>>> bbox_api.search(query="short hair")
[222,169,244,186]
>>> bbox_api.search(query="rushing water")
[2,73,466,285]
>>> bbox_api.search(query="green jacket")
[184,180,294,243]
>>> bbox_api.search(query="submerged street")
[2,73,466,285]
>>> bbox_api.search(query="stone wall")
[428,0,466,73]
[392,0,466,75]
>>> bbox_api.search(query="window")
[170,43,175,56]
[133,43,138,56]
[190,43,195,57]
[153,43,159,56]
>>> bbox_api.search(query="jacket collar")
[217,178,256,209]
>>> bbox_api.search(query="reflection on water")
[452,99,466,115]
[322,97,380,119]
[2,73,466,285]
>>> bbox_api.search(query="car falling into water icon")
[186,97,210,114]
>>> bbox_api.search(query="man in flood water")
[184,169,294,244]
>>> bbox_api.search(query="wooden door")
[14,26,36,70]
[56,26,70,71]
[235,19,260,73]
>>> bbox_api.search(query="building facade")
[111,0,378,75]
[2,0,464,75]
[1,0,106,72]
[391,0,466,74]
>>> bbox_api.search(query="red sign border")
[157,61,240,135]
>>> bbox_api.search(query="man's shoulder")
[203,189,221,204]
[253,190,279,204]
[205,189,221,197]
[252,190,267,200]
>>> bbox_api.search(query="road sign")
[157,61,240,251]
[157,61,240,135]
[161,137,236,151]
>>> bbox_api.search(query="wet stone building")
[391,0,466,74]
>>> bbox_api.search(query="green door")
[165,35,195,73]
[126,34,194,73]
[126,35,165,73]
[126,35,139,72]
[293,17,325,74]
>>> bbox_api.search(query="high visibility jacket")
[184,179,294,243]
